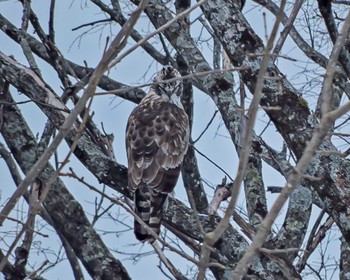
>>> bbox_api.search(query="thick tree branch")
[317,0,350,77]
[0,14,146,104]
[0,0,154,276]
[202,0,350,245]
[270,185,312,261]
[197,1,286,278]
[340,236,350,279]
[0,88,130,279]
[175,10,208,213]
[243,140,268,227]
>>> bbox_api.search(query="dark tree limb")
[296,215,334,272]
[18,0,41,77]
[0,137,85,280]
[0,249,27,280]
[164,198,302,279]
[340,236,350,280]
[0,13,146,104]
[243,139,268,227]
[175,10,208,213]
[317,0,339,43]
[259,140,315,253]
[0,87,130,280]
[13,181,39,277]
[317,0,350,76]
[269,185,312,262]
[199,0,350,244]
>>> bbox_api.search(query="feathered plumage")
[126,66,189,241]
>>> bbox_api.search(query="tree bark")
[0,86,130,280]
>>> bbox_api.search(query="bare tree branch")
[197,1,286,278]
[0,85,130,279]
[232,11,350,277]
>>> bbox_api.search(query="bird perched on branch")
[126,65,189,242]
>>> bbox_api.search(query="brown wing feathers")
[126,66,189,241]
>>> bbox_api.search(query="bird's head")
[152,65,183,105]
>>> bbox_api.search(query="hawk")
[126,65,189,242]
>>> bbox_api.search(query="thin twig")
[272,0,303,61]
[72,18,113,31]
[296,207,328,272]
[193,146,234,182]
[23,260,49,280]
[60,169,201,267]
[193,110,219,144]
[94,66,249,96]
[152,242,189,280]
[0,214,48,238]
[108,0,210,69]
[186,190,205,235]
[259,247,304,254]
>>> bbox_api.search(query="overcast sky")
[0,1,340,279]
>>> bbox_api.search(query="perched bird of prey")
[126,65,189,242]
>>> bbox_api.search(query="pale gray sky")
[0,1,340,279]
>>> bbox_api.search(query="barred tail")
[134,188,151,241]
[148,192,168,239]
[134,188,167,242]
